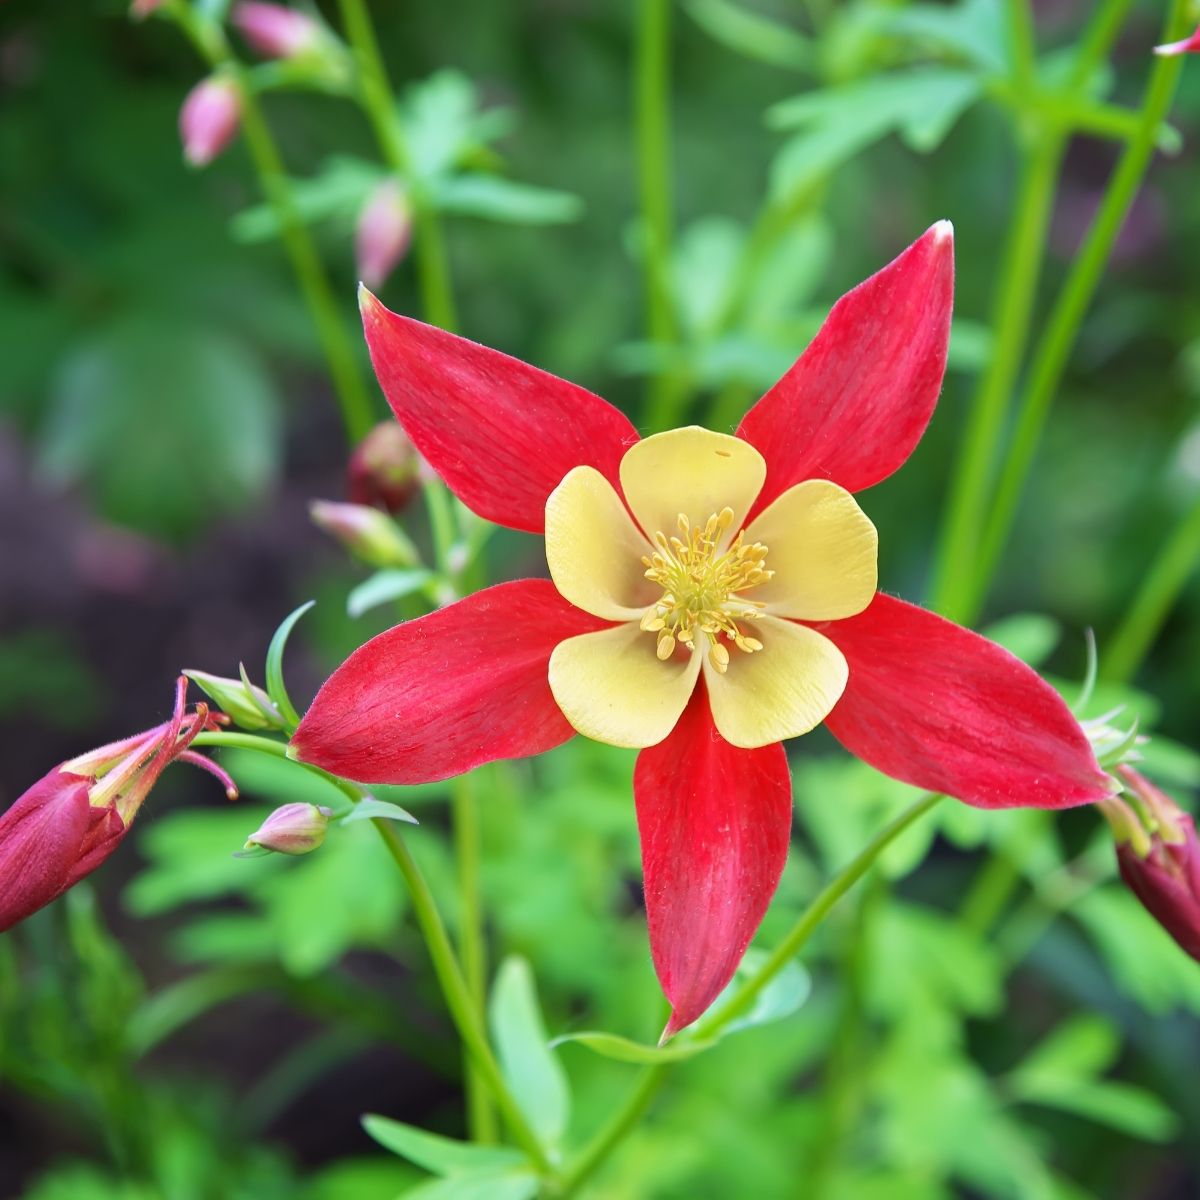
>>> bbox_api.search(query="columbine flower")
[232,3,324,60]
[347,421,421,513]
[0,678,236,933]
[1154,25,1200,57]
[291,223,1111,1034]
[179,76,241,168]
[355,181,413,290]
[1102,767,1200,961]
[242,802,332,855]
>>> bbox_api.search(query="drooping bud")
[0,678,237,933]
[130,0,167,18]
[309,499,420,568]
[242,802,331,855]
[1154,26,1200,57]
[184,667,285,732]
[347,422,421,514]
[232,3,324,60]
[179,76,241,168]
[1101,767,1200,961]
[355,181,413,290]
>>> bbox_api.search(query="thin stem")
[964,0,1190,622]
[929,134,1063,618]
[1004,0,1037,86]
[959,850,1022,935]
[371,820,552,1172]
[1101,490,1200,684]
[635,0,684,431]
[336,0,458,331]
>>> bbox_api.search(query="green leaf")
[340,797,419,826]
[266,600,315,730]
[550,1030,717,1064]
[710,949,811,1036]
[401,1172,540,1200]
[684,0,813,71]
[1010,1014,1119,1083]
[361,1115,526,1175]
[1010,1074,1179,1142]
[40,318,281,542]
[981,613,1063,668]
[432,175,583,225]
[880,0,1008,73]
[488,957,571,1147]
[347,569,436,618]
[404,71,515,185]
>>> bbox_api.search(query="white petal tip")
[931,219,954,243]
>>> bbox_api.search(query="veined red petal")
[737,223,954,517]
[816,594,1110,810]
[359,291,640,534]
[634,684,793,1037]
[290,580,611,784]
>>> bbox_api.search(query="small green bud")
[309,499,420,568]
[243,803,332,856]
[184,667,286,732]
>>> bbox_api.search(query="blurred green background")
[2,0,1199,1197]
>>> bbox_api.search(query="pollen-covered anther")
[640,507,773,671]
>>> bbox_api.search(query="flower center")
[639,507,773,674]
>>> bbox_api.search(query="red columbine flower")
[0,678,236,933]
[291,223,1112,1034]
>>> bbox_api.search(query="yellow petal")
[545,466,658,620]
[742,480,877,620]
[703,616,847,748]
[549,622,701,748]
[619,426,766,544]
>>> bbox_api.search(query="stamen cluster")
[640,507,772,673]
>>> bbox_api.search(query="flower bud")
[1102,768,1200,961]
[347,422,420,514]
[355,181,413,290]
[183,667,285,732]
[242,802,331,855]
[232,3,324,60]
[0,678,237,932]
[1154,26,1200,57]
[310,499,419,568]
[180,76,241,168]
[130,0,166,18]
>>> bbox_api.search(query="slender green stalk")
[959,850,1022,935]
[1101,490,1200,684]
[172,8,374,443]
[929,135,1063,618]
[1004,0,1037,85]
[635,0,684,430]
[963,0,1190,622]
[336,0,458,331]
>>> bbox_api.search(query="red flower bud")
[0,678,237,933]
[355,181,412,290]
[346,421,421,513]
[1107,768,1200,961]
[179,76,241,168]
[232,3,323,60]
[243,802,331,855]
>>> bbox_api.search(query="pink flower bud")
[355,181,412,290]
[130,0,167,18]
[309,499,419,567]
[1107,768,1200,961]
[243,802,331,855]
[0,678,237,932]
[232,3,323,60]
[1154,26,1200,57]
[179,76,241,168]
[347,422,421,514]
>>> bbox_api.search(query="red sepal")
[634,684,793,1038]
[737,223,954,518]
[816,594,1110,810]
[359,292,640,534]
[290,580,611,785]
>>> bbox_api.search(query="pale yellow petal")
[549,622,702,749]
[703,616,847,748]
[742,480,878,620]
[545,466,658,620]
[619,426,766,544]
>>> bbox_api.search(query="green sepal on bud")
[184,666,286,732]
[238,802,332,857]
[309,499,420,569]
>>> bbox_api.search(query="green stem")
[336,0,458,331]
[1101,490,1200,684]
[635,0,684,430]
[1004,0,1036,85]
[963,0,1190,623]
[959,850,1022,935]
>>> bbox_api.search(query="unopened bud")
[355,181,412,290]
[310,499,419,568]
[243,802,331,855]
[180,76,241,167]
[1154,25,1200,57]
[347,422,420,513]
[232,3,324,60]
[184,667,285,732]
[130,0,166,18]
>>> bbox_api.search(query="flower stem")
[961,0,1190,623]
[335,0,458,332]
[1101,489,1200,685]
